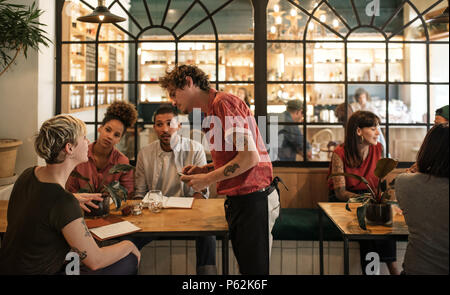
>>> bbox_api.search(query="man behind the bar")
[159,65,280,275]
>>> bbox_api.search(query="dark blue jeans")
[80,253,138,275]
[116,234,216,270]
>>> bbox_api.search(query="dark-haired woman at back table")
[327,110,400,275]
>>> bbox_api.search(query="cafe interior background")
[0,0,448,274]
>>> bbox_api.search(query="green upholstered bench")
[272,208,342,241]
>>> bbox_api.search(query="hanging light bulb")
[332,19,339,28]
[319,14,326,23]
[274,4,280,13]
[290,8,297,17]
[270,26,277,34]
[77,0,126,23]
[276,16,282,25]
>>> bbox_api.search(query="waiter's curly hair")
[159,64,211,92]
[102,101,138,131]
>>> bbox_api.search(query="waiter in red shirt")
[159,65,280,275]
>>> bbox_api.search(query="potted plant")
[0,0,51,76]
[329,158,399,230]
[0,0,51,183]
[70,164,135,218]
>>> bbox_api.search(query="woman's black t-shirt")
[0,167,83,274]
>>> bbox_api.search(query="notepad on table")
[85,216,141,241]
[163,197,194,209]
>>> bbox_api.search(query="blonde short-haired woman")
[0,115,140,275]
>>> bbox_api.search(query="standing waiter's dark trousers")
[224,183,280,275]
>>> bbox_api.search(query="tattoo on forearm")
[81,220,92,238]
[71,247,87,261]
[224,164,240,176]
[331,153,346,190]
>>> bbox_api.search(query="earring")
[360,135,364,144]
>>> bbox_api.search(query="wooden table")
[318,202,409,275]
[0,198,230,275]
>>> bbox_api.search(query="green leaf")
[374,158,399,180]
[379,191,392,203]
[356,203,368,230]
[104,184,121,210]
[104,181,130,209]
[345,195,371,211]
[108,164,135,174]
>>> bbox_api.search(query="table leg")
[343,236,349,275]
[319,208,324,275]
[222,233,229,275]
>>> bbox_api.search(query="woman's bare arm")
[331,153,360,202]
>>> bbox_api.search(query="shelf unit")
[61,2,126,113]
[138,41,255,104]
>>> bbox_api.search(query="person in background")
[434,104,449,125]
[406,104,449,173]
[350,88,378,114]
[159,64,280,275]
[0,115,139,275]
[327,111,399,275]
[66,101,137,199]
[335,103,387,157]
[237,87,251,109]
[134,105,217,275]
[396,123,449,275]
[278,99,312,161]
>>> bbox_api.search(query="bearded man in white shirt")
[135,105,216,275]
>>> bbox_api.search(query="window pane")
[308,126,345,162]
[97,43,127,82]
[84,124,97,145]
[214,0,253,40]
[62,1,95,42]
[179,43,216,80]
[389,127,427,162]
[430,43,450,83]
[268,84,304,120]
[307,84,344,123]
[139,84,168,104]
[348,42,386,82]
[173,2,209,38]
[430,85,450,123]
[267,0,308,40]
[274,123,309,162]
[139,42,175,82]
[395,84,427,123]
[62,44,86,82]
[268,43,303,81]
[390,43,419,83]
[306,43,344,82]
[348,84,386,122]
[219,43,254,81]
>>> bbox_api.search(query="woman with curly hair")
[66,101,138,199]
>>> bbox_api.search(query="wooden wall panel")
[273,167,407,209]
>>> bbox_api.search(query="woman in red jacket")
[66,101,137,198]
[328,110,400,275]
